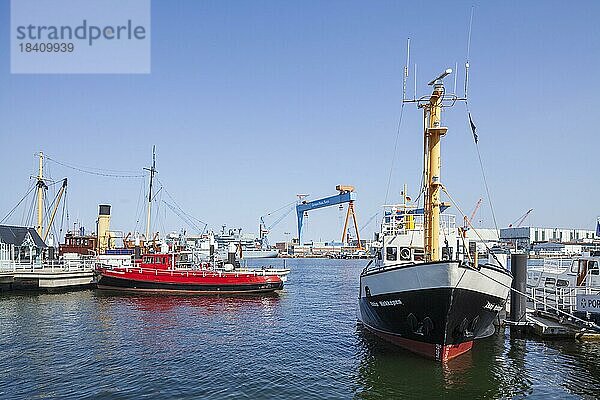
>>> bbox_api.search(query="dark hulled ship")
[359,69,512,361]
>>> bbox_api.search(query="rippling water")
[1,259,600,399]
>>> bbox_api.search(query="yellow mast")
[36,152,45,237]
[423,72,450,262]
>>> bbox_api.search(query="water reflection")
[353,323,533,399]
[518,338,600,398]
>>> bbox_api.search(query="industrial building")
[500,226,598,250]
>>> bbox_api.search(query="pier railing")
[0,258,95,273]
[531,285,600,317]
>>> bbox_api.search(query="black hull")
[96,275,283,294]
[359,287,504,347]
[359,262,511,361]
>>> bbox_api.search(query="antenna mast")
[403,38,410,102]
[464,6,474,99]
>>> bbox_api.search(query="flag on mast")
[468,112,478,144]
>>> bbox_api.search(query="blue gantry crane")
[296,185,362,249]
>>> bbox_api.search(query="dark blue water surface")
[2,259,600,399]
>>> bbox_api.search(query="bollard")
[510,253,527,336]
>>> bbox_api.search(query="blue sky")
[1,1,599,243]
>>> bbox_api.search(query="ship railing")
[528,258,572,270]
[103,264,288,278]
[380,213,456,236]
[0,260,16,272]
[531,285,600,316]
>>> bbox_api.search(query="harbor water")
[1,259,600,399]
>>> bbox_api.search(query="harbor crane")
[296,185,362,249]
[509,208,534,228]
[463,198,482,231]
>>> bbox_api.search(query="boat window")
[557,279,569,287]
[414,249,425,262]
[590,261,599,275]
[579,260,588,274]
[544,277,556,286]
[386,247,397,261]
[143,256,153,264]
[571,261,578,273]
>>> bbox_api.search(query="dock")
[505,252,600,341]
[0,262,95,292]
[503,309,600,341]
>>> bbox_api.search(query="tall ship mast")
[358,67,513,362]
[144,145,157,241]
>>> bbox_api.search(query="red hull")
[365,323,473,362]
[95,267,284,294]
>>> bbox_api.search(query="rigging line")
[46,156,145,178]
[45,154,141,174]
[133,175,145,231]
[384,102,406,204]
[1,184,37,224]
[25,189,36,227]
[163,201,204,233]
[173,203,203,233]
[157,180,208,226]
[466,102,499,236]
[265,199,298,217]
[441,185,498,263]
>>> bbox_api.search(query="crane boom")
[43,178,67,242]
[508,208,534,228]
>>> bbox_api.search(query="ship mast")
[423,70,451,262]
[144,146,157,240]
[35,151,47,237]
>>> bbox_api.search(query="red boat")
[94,253,284,294]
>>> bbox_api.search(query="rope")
[384,102,406,204]
[46,155,145,178]
[465,103,499,235]
[1,184,36,223]
[440,185,500,265]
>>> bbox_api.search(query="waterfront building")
[0,225,47,270]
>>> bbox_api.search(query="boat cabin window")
[557,279,569,287]
[571,260,579,273]
[590,261,599,275]
[578,260,588,275]
[544,277,556,286]
[386,247,397,261]
[143,256,154,264]
[414,249,425,262]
